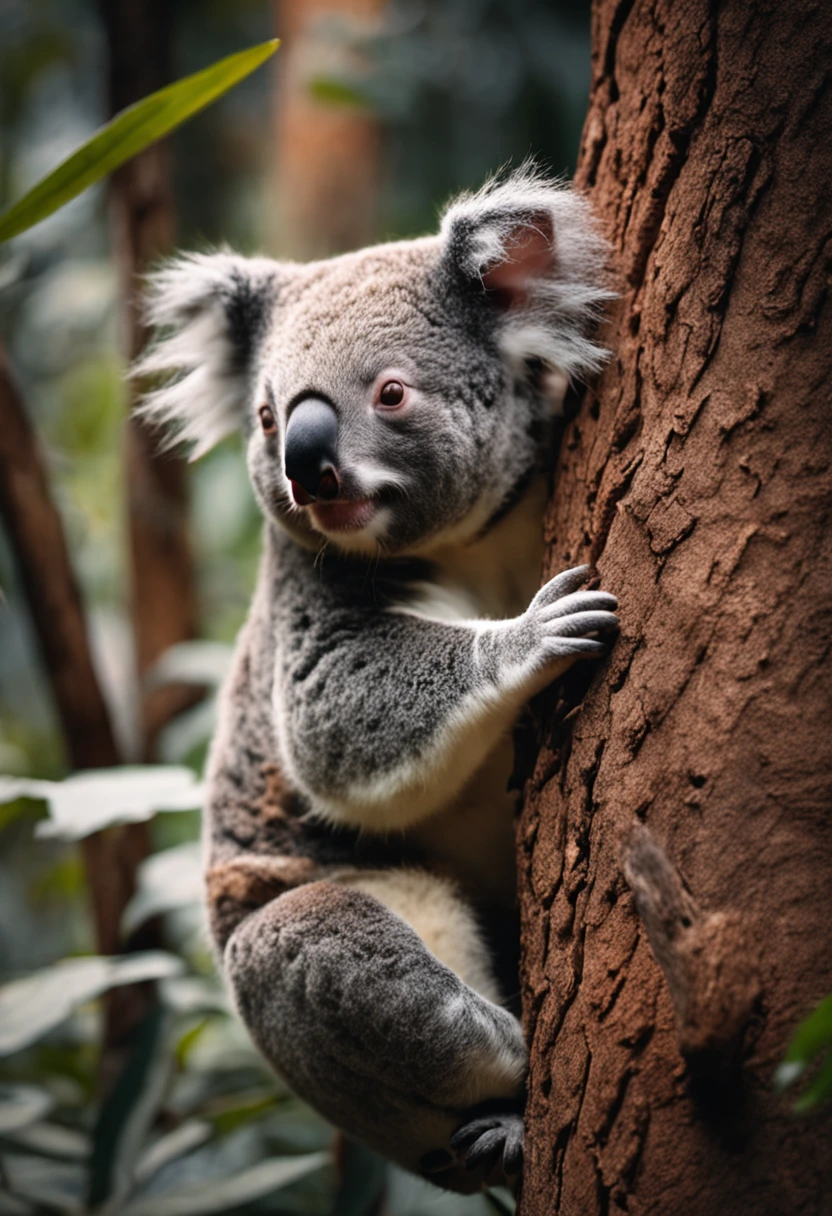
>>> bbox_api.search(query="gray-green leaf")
[0,953,183,1056]
[120,1151,331,1216]
[0,1084,53,1135]
[0,39,279,244]
[0,766,204,841]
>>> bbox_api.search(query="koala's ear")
[439,165,614,380]
[134,251,286,458]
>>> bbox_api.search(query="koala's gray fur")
[138,166,617,1193]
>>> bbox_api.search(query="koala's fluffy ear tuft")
[439,163,614,381]
[133,251,283,459]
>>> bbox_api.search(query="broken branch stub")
[622,822,762,1069]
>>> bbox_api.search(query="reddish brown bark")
[273,0,386,258]
[100,0,199,756]
[518,1,832,1213]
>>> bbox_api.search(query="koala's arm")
[274,559,617,831]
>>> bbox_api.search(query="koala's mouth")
[308,497,378,533]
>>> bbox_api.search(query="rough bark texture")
[518,2,832,1213]
[100,0,199,756]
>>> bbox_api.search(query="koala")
[138,167,617,1194]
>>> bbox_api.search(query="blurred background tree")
[0,0,590,1211]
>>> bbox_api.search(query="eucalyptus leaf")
[793,1049,832,1113]
[88,1005,173,1211]
[0,1191,34,1215]
[156,696,219,766]
[775,992,832,1110]
[775,993,832,1087]
[333,1140,386,1216]
[0,1084,53,1134]
[123,843,203,936]
[133,1120,212,1186]
[120,1150,331,1216]
[160,976,228,1017]
[0,1153,86,1211]
[3,1121,89,1160]
[0,40,280,243]
[0,953,183,1056]
[308,76,371,109]
[0,766,204,841]
[485,1189,517,1215]
[146,641,233,690]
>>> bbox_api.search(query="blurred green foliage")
[775,994,832,1113]
[0,0,591,1210]
[0,40,279,242]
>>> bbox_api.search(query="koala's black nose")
[284,398,339,501]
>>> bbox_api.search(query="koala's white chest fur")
[401,477,549,904]
[404,477,549,625]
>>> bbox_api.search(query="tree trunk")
[95,0,198,1079]
[100,0,199,758]
[273,0,386,258]
[517,2,832,1213]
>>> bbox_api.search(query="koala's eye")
[259,404,277,434]
[378,380,405,408]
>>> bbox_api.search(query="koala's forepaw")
[526,563,618,666]
[421,1112,524,1190]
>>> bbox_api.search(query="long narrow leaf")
[0,39,279,243]
[0,953,182,1056]
[0,1084,53,1135]
[120,1151,331,1216]
[0,766,204,841]
[88,1005,173,1211]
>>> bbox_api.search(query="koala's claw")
[522,572,618,671]
[453,1111,524,1178]
[420,1112,524,1190]
[532,563,593,605]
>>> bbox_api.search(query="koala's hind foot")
[421,1109,524,1192]
[223,876,527,1194]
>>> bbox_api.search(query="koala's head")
[137,167,610,557]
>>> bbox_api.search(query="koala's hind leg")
[223,876,526,1192]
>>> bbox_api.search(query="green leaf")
[0,1084,53,1135]
[0,1154,85,1211]
[332,1140,387,1216]
[484,1190,517,1215]
[146,641,233,690]
[133,1119,212,1187]
[0,39,280,243]
[775,992,832,1112]
[119,1151,331,1216]
[2,1120,89,1161]
[122,842,202,936]
[775,993,832,1089]
[88,1005,173,1209]
[0,766,204,841]
[0,953,183,1056]
[307,76,371,109]
[793,1049,832,1113]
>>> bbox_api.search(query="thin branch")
[0,342,154,1063]
[0,342,120,772]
